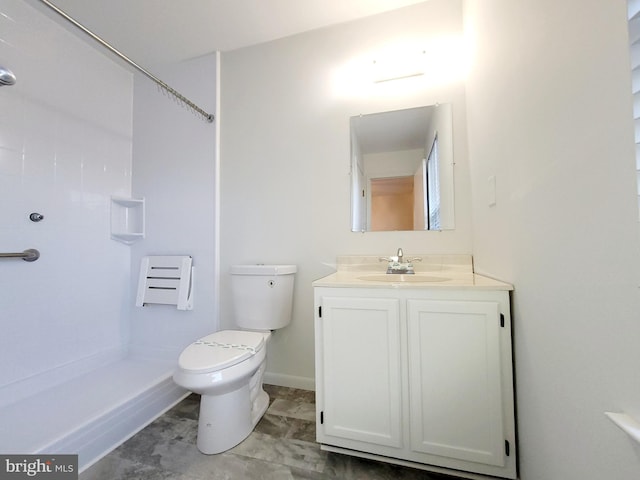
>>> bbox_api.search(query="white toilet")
[172,264,296,454]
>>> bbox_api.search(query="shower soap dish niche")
[110,196,145,244]
[605,412,640,444]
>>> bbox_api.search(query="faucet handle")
[379,256,400,263]
[406,257,422,263]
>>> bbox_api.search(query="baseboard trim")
[264,372,315,391]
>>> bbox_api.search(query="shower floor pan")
[0,353,188,472]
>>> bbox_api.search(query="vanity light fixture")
[372,50,426,83]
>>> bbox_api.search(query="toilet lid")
[178,330,266,374]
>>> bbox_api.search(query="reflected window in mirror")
[350,104,454,232]
[427,134,440,230]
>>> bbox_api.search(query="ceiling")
[36,0,429,66]
[354,106,434,155]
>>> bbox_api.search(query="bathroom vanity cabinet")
[313,258,516,480]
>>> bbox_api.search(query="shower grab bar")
[0,249,40,262]
[36,0,214,124]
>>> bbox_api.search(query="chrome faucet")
[379,248,422,274]
[378,248,406,264]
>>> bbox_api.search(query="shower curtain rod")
[37,0,214,123]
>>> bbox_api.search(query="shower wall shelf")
[110,196,145,245]
[605,412,640,444]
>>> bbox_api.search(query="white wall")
[464,0,640,478]
[129,54,219,355]
[220,0,471,388]
[0,0,132,392]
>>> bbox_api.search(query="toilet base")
[196,366,269,454]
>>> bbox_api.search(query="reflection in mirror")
[350,104,454,232]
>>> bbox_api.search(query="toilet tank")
[230,264,296,330]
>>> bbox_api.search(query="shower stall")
[0,0,218,471]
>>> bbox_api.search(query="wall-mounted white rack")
[110,196,145,245]
[605,412,640,444]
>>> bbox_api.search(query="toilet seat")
[178,330,266,374]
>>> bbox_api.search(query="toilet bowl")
[173,330,270,454]
[172,264,296,454]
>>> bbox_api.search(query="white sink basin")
[358,274,450,283]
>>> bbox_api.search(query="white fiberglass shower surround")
[0,0,217,471]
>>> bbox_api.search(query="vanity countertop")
[312,254,513,291]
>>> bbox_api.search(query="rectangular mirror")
[350,104,455,232]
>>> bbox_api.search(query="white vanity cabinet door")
[316,296,403,449]
[407,300,506,467]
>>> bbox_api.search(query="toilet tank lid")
[230,264,297,275]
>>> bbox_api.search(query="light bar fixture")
[372,50,426,83]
